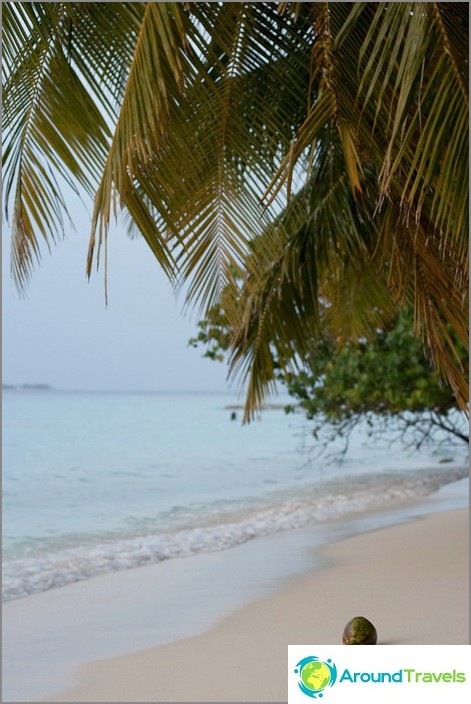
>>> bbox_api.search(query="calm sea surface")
[2,390,468,601]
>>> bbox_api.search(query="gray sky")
[2,198,233,393]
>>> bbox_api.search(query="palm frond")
[3,2,468,414]
[86,1,193,290]
[2,2,112,289]
[86,2,315,312]
[266,2,365,205]
[376,206,469,408]
[170,2,315,312]
[357,2,469,255]
[229,138,395,420]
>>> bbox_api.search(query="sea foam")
[3,464,467,602]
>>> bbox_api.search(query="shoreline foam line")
[2,479,468,702]
[45,508,468,703]
[3,464,467,602]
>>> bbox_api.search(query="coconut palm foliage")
[3,2,469,416]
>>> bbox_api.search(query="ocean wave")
[2,464,467,602]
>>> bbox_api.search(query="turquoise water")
[2,389,468,601]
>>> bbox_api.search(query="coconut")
[342,616,377,644]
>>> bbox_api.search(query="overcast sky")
[2,197,234,394]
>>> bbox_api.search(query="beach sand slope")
[46,508,468,702]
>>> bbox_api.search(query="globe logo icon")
[294,656,337,699]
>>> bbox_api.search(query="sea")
[2,389,468,602]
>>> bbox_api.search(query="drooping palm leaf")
[228,136,396,420]
[376,206,469,406]
[2,2,468,413]
[357,2,468,259]
[90,2,315,313]
[2,1,145,289]
[254,1,469,413]
[86,1,194,294]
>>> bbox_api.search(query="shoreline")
[2,481,468,702]
[45,508,469,703]
[4,463,468,603]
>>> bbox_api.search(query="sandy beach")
[43,508,468,703]
[3,489,467,703]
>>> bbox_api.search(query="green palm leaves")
[2,2,468,413]
[2,2,111,287]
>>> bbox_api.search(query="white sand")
[42,508,469,702]
[2,483,468,702]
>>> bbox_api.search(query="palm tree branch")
[3,3,111,289]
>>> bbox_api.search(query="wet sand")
[2,485,468,702]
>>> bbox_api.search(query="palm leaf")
[169,2,315,313]
[255,1,469,415]
[229,137,395,420]
[376,206,469,408]
[1,2,150,289]
[356,2,468,256]
[86,1,193,292]
[3,2,468,413]
[86,2,315,312]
